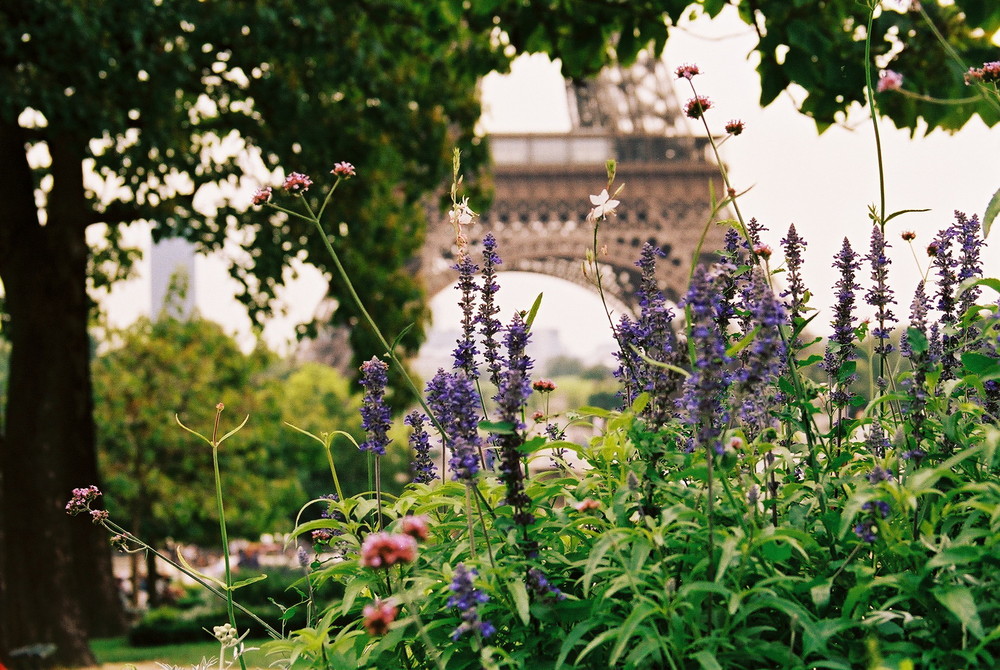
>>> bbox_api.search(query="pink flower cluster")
[331,162,356,178]
[876,70,903,93]
[966,61,1000,85]
[675,63,700,80]
[684,96,712,119]
[360,531,418,569]
[282,172,313,194]
[725,119,746,136]
[362,599,399,635]
[400,514,429,541]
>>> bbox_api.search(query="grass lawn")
[91,637,274,668]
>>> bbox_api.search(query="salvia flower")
[452,252,480,377]
[854,518,879,543]
[359,532,418,569]
[725,119,745,135]
[405,411,436,484]
[684,96,712,119]
[824,238,861,406]
[448,564,495,640]
[865,225,897,359]
[358,357,391,455]
[527,567,566,602]
[250,186,272,206]
[66,485,101,515]
[862,500,891,519]
[282,172,312,194]
[675,63,700,80]
[362,599,399,636]
[867,466,894,484]
[781,223,808,321]
[493,313,535,527]
[425,370,484,480]
[477,234,504,386]
[876,70,903,92]
[866,420,889,458]
[331,162,356,178]
[680,265,732,455]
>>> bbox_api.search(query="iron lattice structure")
[420,50,728,314]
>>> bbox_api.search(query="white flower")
[449,197,476,227]
[588,189,620,221]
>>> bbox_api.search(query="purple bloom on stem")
[613,244,682,423]
[680,265,732,455]
[448,564,494,641]
[865,226,897,384]
[854,519,878,543]
[359,357,391,455]
[866,421,889,458]
[452,252,480,377]
[425,370,483,480]
[527,567,566,602]
[824,238,861,407]
[862,500,891,519]
[405,411,436,484]
[493,314,535,527]
[780,224,808,322]
[477,234,504,386]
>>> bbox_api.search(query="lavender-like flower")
[477,234,504,387]
[680,265,732,455]
[733,269,787,436]
[931,222,960,378]
[448,564,495,640]
[425,370,483,481]
[493,314,535,527]
[865,225,897,363]
[866,420,889,458]
[824,239,862,407]
[955,211,985,328]
[527,567,566,602]
[405,411,437,484]
[613,244,682,424]
[358,357,391,455]
[452,252,480,377]
[780,223,808,323]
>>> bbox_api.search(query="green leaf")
[984,184,1000,238]
[692,650,724,670]
[810,580,832,608]
[927,545,983,569]
[609,603,656,665]
[227,573,267,591]
[932,586,985,639]
[961,352,1000,381]
[906,327,929,356]
[725,325,760,357]
[523,292,543,329]
[479,420,515,434]
[509,578,530,625]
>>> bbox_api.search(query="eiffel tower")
[420,49,728,313]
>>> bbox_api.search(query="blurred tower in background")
[150,237,196,320]
[420,49,728,312]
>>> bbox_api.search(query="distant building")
[150,237,197,320]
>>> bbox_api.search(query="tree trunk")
[0,120,124,665]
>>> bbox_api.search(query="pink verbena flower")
[66,485,101,515]
[753,244,772,260]
[360,532,418,569]
[532,379,556,392]
[573,498,601,512]
[282,172,313,195]
[331,162,356,178]
[363,599,399,635]
[400,515,429,542]
[675,63,700,80]
[684,96,712,119]
[251,186,272,206]
[876,70,903,93]
[725,119,746,136]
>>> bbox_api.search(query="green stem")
[324,438,345,504]
[211,436,249,670]
[863,6,887,228]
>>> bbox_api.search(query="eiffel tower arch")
[420,50,729,313]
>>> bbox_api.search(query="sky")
[98,6,1000,364]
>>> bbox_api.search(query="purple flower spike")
[452,252,480,377]
[448,564,495,641]
[405,411,436,484]
[477,234,504,387]
[359,357,391,455]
